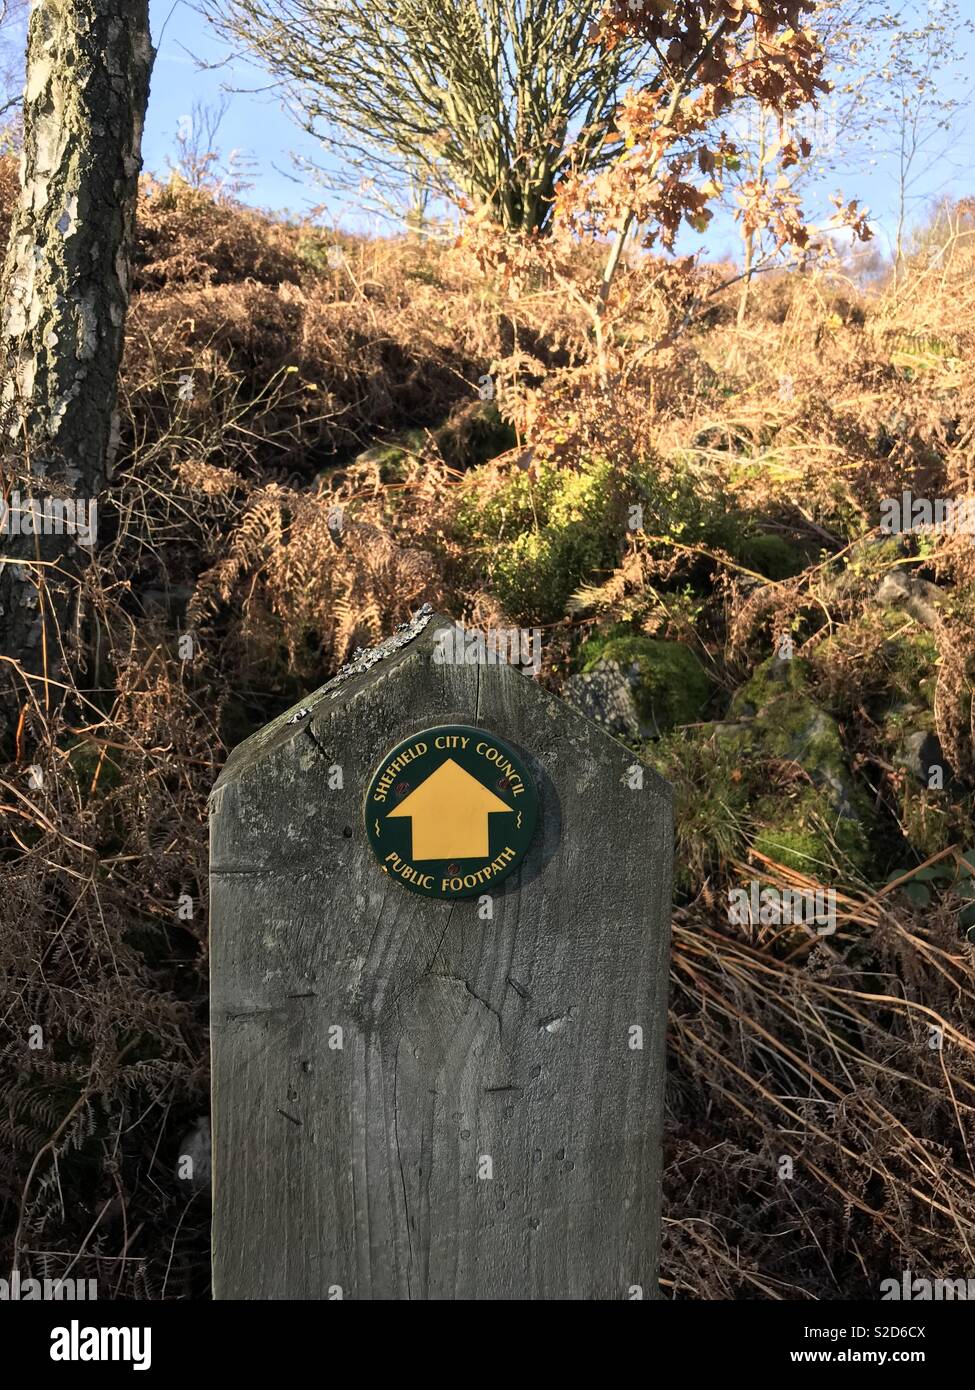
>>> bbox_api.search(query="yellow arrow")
[387,758,512,860]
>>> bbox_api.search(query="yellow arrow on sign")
[387,757,512,860]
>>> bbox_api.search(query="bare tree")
[876,1,973,276]
[168,97,255,198]
[201,0,651,233]
[721,0,885,320]
[0,0,153,738]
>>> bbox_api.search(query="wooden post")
[209,610,673,1300]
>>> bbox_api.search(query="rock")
[875,570,944,628]
[728,648,805,718]
[575,633,713,735]
[563,659,644,740]
[896,729,949,786]
[646,653,880,884]
[723,656,865,826]
[823,535,909,605]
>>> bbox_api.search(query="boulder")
[574,633,713,736]
[875,570,944,628]
[895,729,949,786]
[563,659,644,740]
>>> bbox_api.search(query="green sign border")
[364,724,538,899]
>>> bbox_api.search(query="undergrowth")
[2,174,975,1298]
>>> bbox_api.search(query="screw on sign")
[209,610,672,1299]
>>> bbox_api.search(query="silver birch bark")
[0,0,153,736]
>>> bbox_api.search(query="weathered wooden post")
[209,609,673,1299]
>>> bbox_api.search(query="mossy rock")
[578,632,712,734]
[733,532,807,580]
[434,401,516,469]
[725,655,867,818]
[647,654,879,889]
[728,651,813,718]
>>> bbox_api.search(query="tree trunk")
[0,0,153,742]
[737,226,755,325]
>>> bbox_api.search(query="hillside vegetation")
[3,170,975,1297]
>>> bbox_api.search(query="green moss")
[628,455,755,558]
[574,622,633,665]
[751,825,828,873]
[457,456,626,622]
[579,632,712,732]
[729,653,815,717]
[648,653,878,890]
[728,656,873,828]
[752,787,870,877]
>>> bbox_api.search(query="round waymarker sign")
[365,725,537,898]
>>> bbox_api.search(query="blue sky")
[142,0,975,259]
[145,0,328,220]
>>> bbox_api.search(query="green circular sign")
[365,725,538,898]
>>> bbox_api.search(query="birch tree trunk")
[0,0,152,741]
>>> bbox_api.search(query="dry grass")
[665,860,975,1298]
